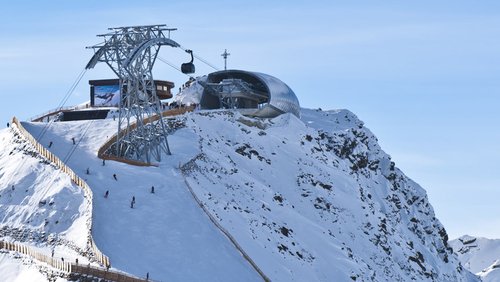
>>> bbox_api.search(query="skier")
[102,159,105,166]
[113,174,117,181]
[146,272,149,280]
[48,141,53,148]
[86,168,90,175]
[151,186,155,194]
[6,122,9,128]
[104,190,109,198]
[71,137,75,145]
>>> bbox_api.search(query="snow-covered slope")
[17,119,261,281]
[0,125,91,280]
[451,235,500,281]
[0,107,479,281]
[179,109,478,281]
[0,253,52,282]
[0,128,88,241]
[172,77,205,106]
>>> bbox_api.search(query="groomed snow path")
[22,118,261,281]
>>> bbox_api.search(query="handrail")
[30,104,91,122]
[97,106,195,166]
[179,157,270,282]
[0,240,148,281]
[11,117,109,268]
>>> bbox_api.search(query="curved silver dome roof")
[252,72,301,118]
[199,70,300,118]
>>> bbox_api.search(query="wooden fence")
[1,240,71,273]
[8,107,212,281]
[180,160,270,282]
[71,264,146,282]
[11,117,110,268]
[0,240,147,281]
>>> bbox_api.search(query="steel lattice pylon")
[86,25,181,163]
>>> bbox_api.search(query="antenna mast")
[221,49,230,70]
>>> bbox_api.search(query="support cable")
[178,45,220,71]
[157,56,192,78]
[6,67,88,191]
[62,120,95,164]
[58,68,88,110]
[35,68,88,142]
[192,53,220,71]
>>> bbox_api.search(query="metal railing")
[97,106,194,166]
[30,104,92,122]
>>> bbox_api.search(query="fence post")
[13,117,111,268]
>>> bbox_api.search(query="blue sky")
[1,1,500,239]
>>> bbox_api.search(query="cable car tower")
[86,24,195,163]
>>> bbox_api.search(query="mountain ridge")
[451,235,500,281]
[0,107,479,281]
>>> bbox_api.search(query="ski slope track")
[0,108,480,281]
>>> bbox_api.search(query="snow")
[172,77,205,106]
[0,126,89,258]
[17,117,261,281]
[178,109,478,281]
[480,261,500,282]
[0,106,481,281]
[450,235,500,281]
[0,252,50,282]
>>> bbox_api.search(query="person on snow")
[113,174,117,181]
[104,190,109,198]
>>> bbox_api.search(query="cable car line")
[36,68,88,142]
